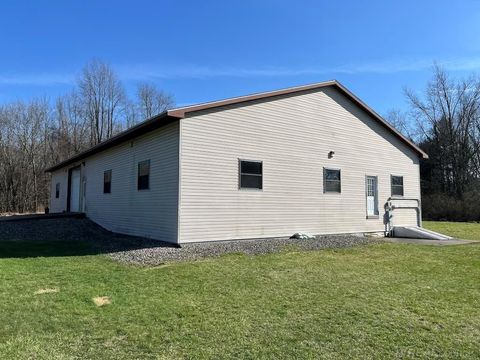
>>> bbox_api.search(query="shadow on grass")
[0,218,176,259]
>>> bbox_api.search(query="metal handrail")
[385,197,422,236]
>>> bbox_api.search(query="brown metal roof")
[45,113,178,172]
[167,80,428,159]
[46,80,427,172]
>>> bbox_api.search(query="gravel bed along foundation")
[0,217,383,265]
[108,234,382,266]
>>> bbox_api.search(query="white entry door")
[70,168,81,212]
[366,176,378,217]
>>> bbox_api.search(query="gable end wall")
[178,87,421,243]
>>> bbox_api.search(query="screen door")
[366,176,378,217]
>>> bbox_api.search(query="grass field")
[424,221,480,240]
[1,236,479,359]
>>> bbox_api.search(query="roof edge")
[46,80,427,173]
[167,80,338,118]
[332,81,428,159]
[45,111,180,173]
[168,80,428,159]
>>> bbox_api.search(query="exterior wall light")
[328,151,335,159]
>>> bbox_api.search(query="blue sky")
[1,0,480,115]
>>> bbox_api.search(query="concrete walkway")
[385,237,475,246]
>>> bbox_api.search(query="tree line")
[0,59,174,214]
[387,66,480,221]
[1,62,479,221]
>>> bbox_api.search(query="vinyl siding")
[178,87,421,243]
[50,122,180,243]
[50,170,68,213]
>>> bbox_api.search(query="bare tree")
[124,100,138,129]
[0,99,51,213]
[54,91,89,159]
[78,59,126,145]
[384,108,416,140]
[405,65,480,198]
[136,82,174,121]
[0,58,175,214]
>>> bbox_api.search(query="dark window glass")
[239,160,262,189]
[55,183,60,199]
[104,170,112,194]
[324,168,341,193]
[241,161,262,175]
[391,175,404,196]
[240,175,262,189]
[138,160,150,190]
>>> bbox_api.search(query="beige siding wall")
[50,170,68,213]
[50,122,180,243]
[179,87,421,243]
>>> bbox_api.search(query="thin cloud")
[115,64,322,80]
[117,56,480,80]
[0,73,74,86]
[1,56,480,86]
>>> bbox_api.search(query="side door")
[70,168,81,212]
[366,176,378,218]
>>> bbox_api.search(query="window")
[239,160,262,189]
[55,183,60,199]
[103,170,112,194]
[324,168,341,193]
[391,175,404,197]
[138,160,150,190]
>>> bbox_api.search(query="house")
[46,80,428,244]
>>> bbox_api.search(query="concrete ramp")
[392,226,453,240]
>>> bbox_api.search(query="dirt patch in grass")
[34,288,59,295]
[93,296,111,307]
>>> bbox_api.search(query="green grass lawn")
[1,240,479,359]
[424,221,480,240]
